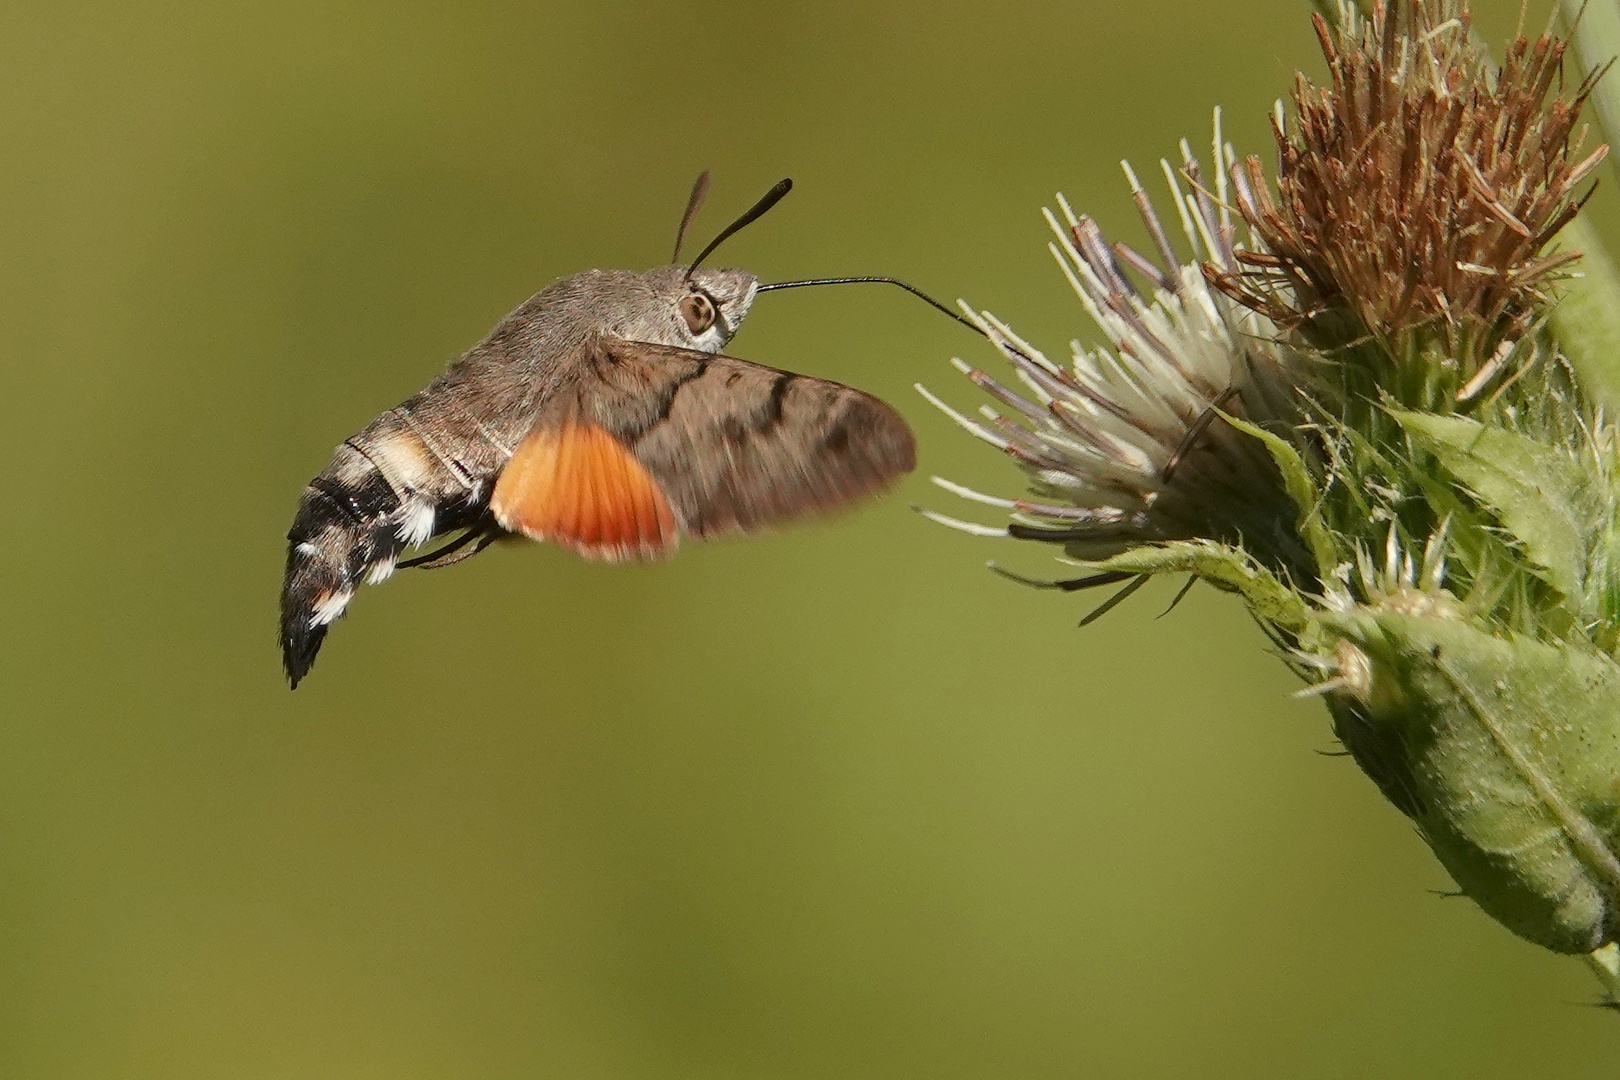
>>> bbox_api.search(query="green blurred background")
[4,1,1617,1076]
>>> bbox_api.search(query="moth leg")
[399,516,501,570]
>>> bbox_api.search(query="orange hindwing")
[491,423,679,561]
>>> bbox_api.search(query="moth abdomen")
[279,427,490,687]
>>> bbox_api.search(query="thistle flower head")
[925,1,1617,644]
[920,120,1315,585]
[1211,0,1608,399]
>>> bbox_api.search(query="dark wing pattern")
[560,337,917,541]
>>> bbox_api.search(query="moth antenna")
[686,177,793,275]
[671,170,711,264]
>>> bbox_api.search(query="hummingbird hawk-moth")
[280,175,920,687]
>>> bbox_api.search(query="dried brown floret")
[1210,0,1608,379]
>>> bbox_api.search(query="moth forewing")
[599,343,917,539]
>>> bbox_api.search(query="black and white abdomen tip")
[279,440,452,687]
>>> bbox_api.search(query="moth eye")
[680,293,716,334]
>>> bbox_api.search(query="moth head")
[577,266,756,354]
[652,174,786,352]
[677,267,757,351]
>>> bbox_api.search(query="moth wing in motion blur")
[493,339,916,552]
[280,336,915,688]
